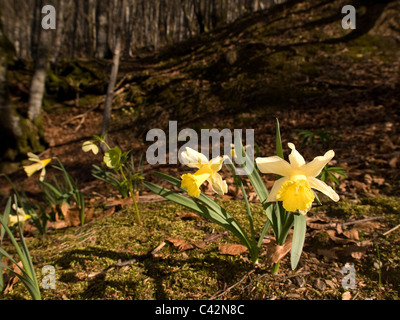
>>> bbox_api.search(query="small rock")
[313,278,327,291]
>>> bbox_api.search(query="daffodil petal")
[302,150,335,177]
[308,176,340,202]
[209,155,227,172]
[41,158,52,167]
[24,162,43,177]
[207,172,228,196]
[288,143,305,168]
[27,152,40,162]
[266,176,289,202]
[298,205,312,216]
[181,147,209,168]
[39,168,46,182]
[255,156,293,177]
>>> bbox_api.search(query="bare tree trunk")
[0,23,21,141]
[28,28,50,122]
[124,0,134,58]
[100,33,121,150]
[50,0,65,63]
[95,0,110,58]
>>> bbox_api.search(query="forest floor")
[1,0,400,300]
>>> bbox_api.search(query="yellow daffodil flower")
[23,153,52,182]
[180,147,228,197]
[256,143,340,215]
[9,204,31,226]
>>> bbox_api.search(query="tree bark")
[100,33,121,150]
[95,0,110,58]
[28,27,49,122]
[0,25,21,140]
[50,0,65,63]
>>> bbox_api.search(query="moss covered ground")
[2,194,399,300]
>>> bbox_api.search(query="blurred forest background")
[2,0,283,60]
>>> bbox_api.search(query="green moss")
[312,231,331,248]
[321,196,400,227]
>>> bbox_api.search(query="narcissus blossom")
[23,153,52,182]
[180,147,228,197]
[9,204,31,227]
[256,143,340,215]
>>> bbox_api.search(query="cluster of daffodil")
[2,151,86,235]
[144,120,341,272]
[0,197,42,300]
[82,135,144,225]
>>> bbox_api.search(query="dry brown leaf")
[4,261,23,293]
[193,241,206,249]
[343,245,367,260]
[342,291,352,300]
[204,231,229,243]
[356,221,382,233]
[343,229,360,240]
[317,248,339,260]
[50,220,68,229]
[325,279,337,289]
[106,197,133,208]
[64,206,82,227]
[389,156,398,168]
[352,181,369,193]
[177,212,200,220]
[247,192,258,202]
[325,230,357,244]
[218,244,248,256]
[264,233,293,264]
[166,237,194,252]
[104,206,116,217]
[373,177,385,186]
[336,223,343,235]
[364,174,373,185]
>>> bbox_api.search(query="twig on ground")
[342,216,385,226]
[383,224,400,236]
[209,269,256,299]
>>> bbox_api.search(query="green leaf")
[233,132,270,210]
[275,118,284,159]
[143,178,252,251]
[291,214,307,270]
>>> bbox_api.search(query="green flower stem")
[271,261,280,275]
[119,167,142,225]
